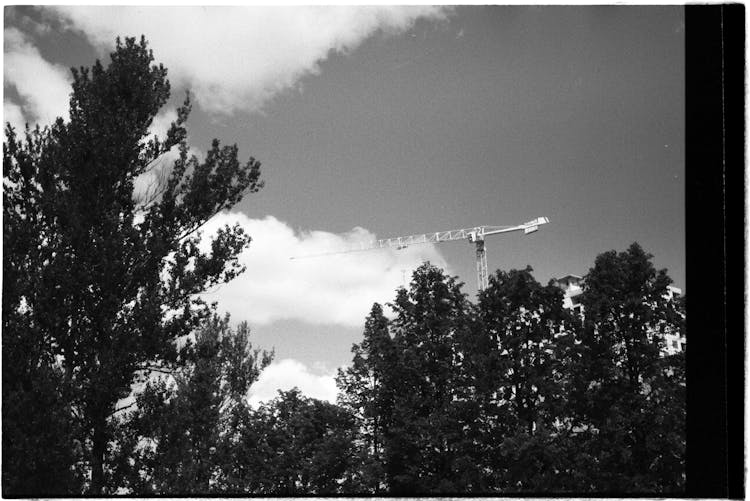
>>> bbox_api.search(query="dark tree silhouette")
[2,36,262,494]
[476,267,574,490]
[336,303,396,492]
[336,249,684,494]
[117,315,272,494]
[235,389,357,494]
[567,243,686,491]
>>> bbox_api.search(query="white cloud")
[247,358,339,408]
[3,101,25,134]
[132,149,180,208]
[197,212,448,327]
[133,108,207,206]
[148,108,178,140]
[3,27,72,128]
[47,6,450,115]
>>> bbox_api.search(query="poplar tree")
[2,36,263,494]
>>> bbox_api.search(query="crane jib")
[289,216,550,292]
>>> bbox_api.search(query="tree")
[476,267,574,490]
[2,73,86,495]
[2,36,263,494]
[336,303,398,493]
[117,315,272,494]
[2,347,85,494]
[568,243,685,491]
[383,263,477,493]
[338,264,490,493]
[230,389,356,494]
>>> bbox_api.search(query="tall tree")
[384,263,476,493]
[336,303,397,493]
[569,243,685,491]
[2,36,263,494]
[476,267,575,491]
[3,76,87,496]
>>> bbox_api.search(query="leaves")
[565,243,686,492]
[120,315,272,494]
[336,252,684,494]
[221,389,356,494]
[3,36,263,494]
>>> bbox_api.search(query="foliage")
[336,264,483,493]
[2,36,262,494]
[336,303,396,492]
[386,264,478,493]
[229,389,356,494]
[116,316,272,494]
[336,247,685,494]
[566,242,686,492]
[2,65,86,495]
[476,267,575,490]
[1,358,86,494]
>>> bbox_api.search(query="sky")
[4,5,685,405]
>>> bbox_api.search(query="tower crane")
[290,216,550,292]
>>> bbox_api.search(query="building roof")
[555,274,582,282]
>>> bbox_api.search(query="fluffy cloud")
[196,212,448,327]
[3,102,25,133]
[4,27,72,128]
[133,108,207,205]
[247,358,339,408]
[48,6,449,115]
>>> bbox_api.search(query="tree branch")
[137,365,174,375]
[110,401,137,416]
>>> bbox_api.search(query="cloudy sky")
[4,5,685,405]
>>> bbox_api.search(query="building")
[551,274,584,316]
[662,285,685,355]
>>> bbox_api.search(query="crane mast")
[290,217,550,291]
[475,238,488,292]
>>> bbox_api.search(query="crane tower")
[291,217,550,291]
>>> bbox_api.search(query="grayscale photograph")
[3,4,705,496]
